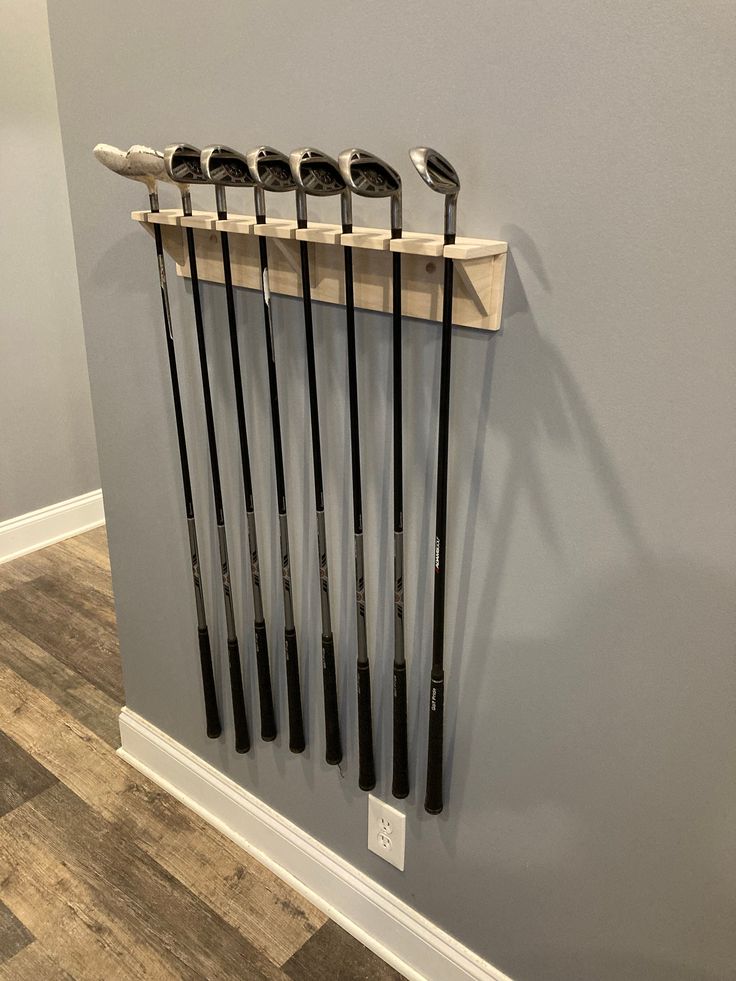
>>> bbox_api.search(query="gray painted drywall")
[0,0,98,522]
[47,2,735,978]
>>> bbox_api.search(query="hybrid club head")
[338,148,402,232]
[164,143,207,186]
[200,145,254,187]
[93,143,167,192]
[289,147,350,226]
[409,147,460,239]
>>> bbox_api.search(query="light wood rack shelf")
[132,210,508,331]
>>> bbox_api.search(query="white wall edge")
[118,708,513,981]
[0,489,105,564]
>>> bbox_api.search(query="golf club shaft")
[425,251,455,814]
[298,234,341,765]
[343,237,375,792]
[255,229,305,753]
[391,247,409,799]
[148,190,221,741]
[217,203,277,742]
[181,196,249,753]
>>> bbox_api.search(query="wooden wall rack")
[132,210,508,331]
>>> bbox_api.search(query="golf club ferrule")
[254,186,266,222]
[215,184,227,219]
[181,189,193,218]
[390,196,402,237]
[340,190,353,230]
[148,190,159,212]
[295,188,308,227]
[445,194,458,241]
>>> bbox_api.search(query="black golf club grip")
[227,638,250,754]
[392,663,409,799]
[321,634,342,765]
[424,673,445,814]
[285,629,306,753]
[254,621,277,741]
[197,627,222,739]
[357,661,376,790]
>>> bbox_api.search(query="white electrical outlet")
[368,795,405,870]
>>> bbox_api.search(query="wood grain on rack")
[132,210,507,331]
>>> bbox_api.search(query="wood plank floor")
[0,528,403,980]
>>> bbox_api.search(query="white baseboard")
[0,489,105,564]
[118,708,512,981]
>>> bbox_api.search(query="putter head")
[338,148,401,231]
[93,143,167,192]
[200,145,254,187]
[164,143,207,186]
[409,147,460,239]
[290,147,349,226]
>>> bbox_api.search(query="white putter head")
[409,147,460,240]
[93,143,168,193]
[338,148,402,233]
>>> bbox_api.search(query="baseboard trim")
[118,708,512,981]
[0,489,105,564]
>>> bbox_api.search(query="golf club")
[336,148,384,793]
[289,147,347,767]
[409,146,461,815]
[338,149,407,799]
[245,146,305,754]
[200,145,277,743]
[164,142,250,754]
[93,143,221,742]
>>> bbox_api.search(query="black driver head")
[200,145,254,187]
[409,147,460,238]
[338,147,402,232]
[164,143,207,185]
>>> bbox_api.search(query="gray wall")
[47,2,735,979]
[0,0,98,522]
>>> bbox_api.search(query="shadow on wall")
[402,228,651,820]
[456,556,734,981]
[405,229,734,979]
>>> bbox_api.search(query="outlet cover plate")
[368,795,406,871]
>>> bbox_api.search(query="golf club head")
[200,145,254,187]
[201,145,254,216]
[338,148,402,232]
[290,148,345,197]
[289,147,349,226]
[409,147,460,239]
[164,143,207,186]
[93,143,167,193]
[246,146,295,219]
[246,146,296,192]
